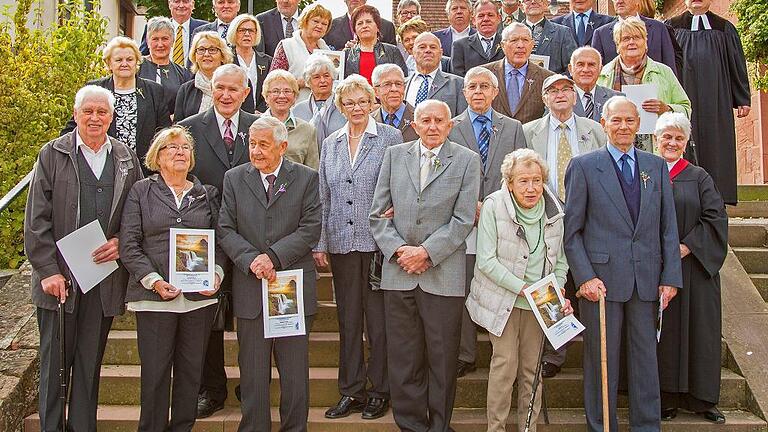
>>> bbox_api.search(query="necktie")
[220,23,229,40]
[284,17,294,38]
[584,91,595,120]
[223,118,234,151]
[557,123,573,200]
[620,153,633,183]
[531,24,543,50]
[506,69,521,114]
[420,150,435,191]
[476,115,491,168]
[386,113,397,126]
[576,13,587,45]
[415,74,430,106]
[173,25,185,66]
[482,37,493,57]
[265,174,276,203]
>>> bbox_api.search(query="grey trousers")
[37,286,113,432]
[458,254,477,364]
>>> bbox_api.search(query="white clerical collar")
[691,13,712,31]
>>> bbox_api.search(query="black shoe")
[196,393,224,419]
[362,397,389,420]
[235,384,241,402]
[325,396,365,419]
[541,362,561,378]
[661,408,678,421]
[456,360,476,378]
[698,407,726,424]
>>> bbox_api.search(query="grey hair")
[445,0,472,14]
[464,66,499,88]
[334,74,376,111]
[654,112,691,139]
[146,16,175,38]
[212,63,249,88]
[601,95,639,120]
[303,53,337,83]
[249,116,289,144]
[74,85,115,112]
[570,46,603,66]
[398,0,421,13]
[414,99,452,119]
[472,0,501,14]
[502,21,532,40]
[372,64,405,86]
[501,148,550,183]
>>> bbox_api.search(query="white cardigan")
[281,30,330,102]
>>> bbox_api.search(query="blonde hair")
[144,126,196,172]
[189,31,233,73]
[501,148,549,184]
[262,69,299,100]
[102,36,142,73]
[298,3,333,35]
[334,74,376,112]
[227,14,262,46]
[397,17,429,40]
[612,16,648,46]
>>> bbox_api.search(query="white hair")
[502,21,532,40]
[303,53,337,83]
[473,0,500,14]
[654,112,691,139]
[74,85,115,112]
[414,99,452,119]
[445,0,472,14]
[501,148,550,183]
[570,46,603,66]
[464,66,499,88]
[212,63,248,88]
[146,16,175,38]
[398,0,421,13]
[601,95,639,120]
[371,64,405,86]
[249,116,289,144]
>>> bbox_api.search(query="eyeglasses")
[195,47,221,55]
[375,81,405,89]
[620,35,644,43]
[341,100,372,110]
[465,83,495,91]
[268,88,296,96]
[398,10,417,18]
[163,144,192,152]
[513,178,544,188]
[546,87,574,95]
[237,28,257,35]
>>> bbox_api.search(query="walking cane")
[58,284,69,431]
[523,335,548,432]
[599,293,609,432]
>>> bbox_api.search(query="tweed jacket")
[317,121,402,254]
[369,140,482,297]
[218,159,322,319]
[173,79,256,123]
[450,30,505,77]
[324,14,397,50]
[532,19,578,74]
[551,10,614,47]
[372,103,418,142]
[284,116,320,170]
[25,130,143,316]
[404,69,468,117]
[484,59,554,124]
[120,174,225,303]
[344,41,408,79]
[574,85,623,123]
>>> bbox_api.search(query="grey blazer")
[372,103,418,142]
[344,41,407,79]
[449,108,526,199]
[369,140,482,297]
[574,85,622,123]
[404,69,467,117]
[533,19,578,74]
[563,147,682,302]
[313,99,348,148]
[450,30,505,77]
[317,122,403,254]
[218,159,322,319]
[523,114,606,157]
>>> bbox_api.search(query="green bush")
[732,0,768,90]
[0,0,107,268]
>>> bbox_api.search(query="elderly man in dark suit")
[522,0,577,74]
[178,63,258,418]
[192,0,240,39]
[405,33,467,117]
[256,0,300,57]
[551,0,613,47]
[433,0,476,55]
[370,100,482,431]
[372,64,418,142]
[564,96,682,432]
[569,46,622,123]
[218,116,322,432]
[25,85,143,432]
[448,66,526,377]
[138,0,208,59]
[484,22,554,124]
[324,0,396,50]
[450,0,505,77]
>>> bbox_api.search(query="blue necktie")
[415,74,430,106]
[620,153,633,183]
[476,115,491,168]
[507,69,521,114]
[576,13,587,45]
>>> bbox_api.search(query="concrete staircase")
[731,219,768,303]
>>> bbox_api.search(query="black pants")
[200,267,232,403]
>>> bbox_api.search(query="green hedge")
[0,0,107,268]
[732,0,768,90]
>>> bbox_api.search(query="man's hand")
[680,243,691,259]
[381,206,394,219]
[200,274,221,297]
[737,106,751,118]
[396,245,431,274]
[576,278,606,302]
[659,285,677,310]
[313,252,329,268]
[42,274,68,303]
[153,280,181,300]
[475,201,482,225]
[93,237,119,264]
[250,254,275,280]
[642,99,670,114]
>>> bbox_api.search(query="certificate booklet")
[523,274,585,350]
[169,228,215,292]
[529,54,551,71]
[262,269,306,338]
[55,220,118,293]
[622,83,659,134]
[314,49,345,85]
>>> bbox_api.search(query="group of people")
[24,0,746,431]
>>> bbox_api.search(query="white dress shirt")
[215,109,240,140]
[76,133,112,179]
[260,158,284,192]
[419,141,444,167]
[281,11,300,35]
[451,26,471,42]
[171,19,191,64]
[237,53,260,104]
[340,117,378,166]
[405,68,438,106]
[546,114,580,193]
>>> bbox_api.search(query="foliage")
[0,0,107,268]
[732,0,768,90]
[137,0,277,21]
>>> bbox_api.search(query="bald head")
[413,100,454,149]
[413,32,443,74]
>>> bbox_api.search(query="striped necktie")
[475,115,491,168]
[172,25,185,66]
[584,91,595,120]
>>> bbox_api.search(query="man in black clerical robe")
[666,4,751,206]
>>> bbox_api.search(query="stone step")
[23,406,767,432]
[94,365,748,410]
[728,219,768,248]
[751,274,768,302]
[732,247,768,274]
[728,202,768,219]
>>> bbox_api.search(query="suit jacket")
[344,41,407,79]
[192,19,229,38]
[404,69,467,117]
[139,17,208,57]
[484,59,554,124]
[574,85,622,122]
[178,108,258,191]
[533,19,578,74]
[551,11,613,46]
[313,98,348,148]
[450,30,505,77]
[174,78,256,122]
[369,140,482,297]
[256,7,295,57]
[232,47,272,113]
[372,103,418,142]
[137,59,193,115]
[433,27,477,56]
[563,146,682,302]
[218,159,322,319]
[324,14,397,50]
[592,16,678,73]
[449,109,526,198]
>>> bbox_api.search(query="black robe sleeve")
[724,20,751,108]
[680,169,728,278]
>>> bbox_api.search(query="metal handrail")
[0,170,33,214]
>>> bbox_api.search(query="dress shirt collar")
[450,26,471,40]
[419,141,444,160]
[526,17,545,28]
[607,142,636,164]
[416,67,439,79]
[574,9,592,20]
[691,13,712,31]
[259,158,284,186]
[263,109,297,130]
[172,19,190,33]
[281,10,299,21]
[214,109,240,133]
[549,113,577,132]
[666,158,681,172]
[76,133,111,156]
[380,103,406,124]
[575,85,597,100]
[478,32,496,44]
[504,60,529,78]
[341,116,379,138]
[468,108,494,123]
[618,13,642,22]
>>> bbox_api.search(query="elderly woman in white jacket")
[466,148,572,432]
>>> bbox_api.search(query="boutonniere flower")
[640,171,650,189]
[402,119,412,128]
[137,88,145,99]
[257,64,266,72]
[526,78,535,90]
[275,183,287,196]
[579,134,588,143]
[588,21,595,27]
[185,193,206,208]
[543,37,550,43]
[161,68,170,78]
[238,132,247,142]
[432,157,442,171]
[119,165,129,178]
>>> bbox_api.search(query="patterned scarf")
[195,72,214,113]
[612,54,648,92]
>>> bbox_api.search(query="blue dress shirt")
[380,103,407,128]
[607,142,636,179]
[503,61,529,95]
[468,108,494,144]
